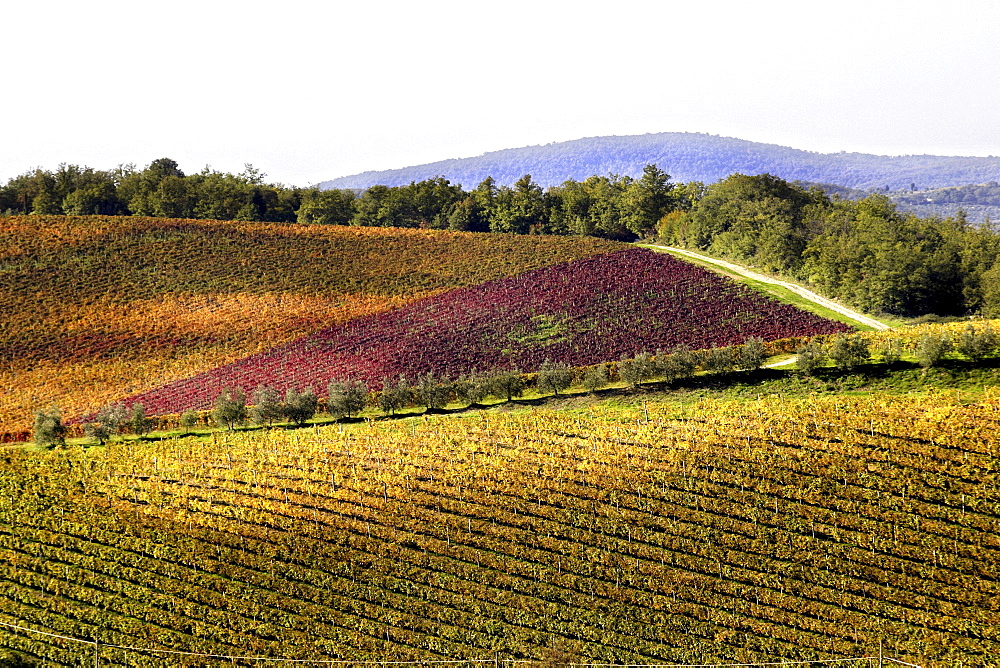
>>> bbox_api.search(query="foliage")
[327,380,368,419]
[283,387,318,426]
[130,403,152,437]
[915,333,952,369]
[619,351,656,389]
[250,386,284,426]
[83,402,129,445]
[956,323,997,362]
[3,388,1000,664]
[123,248,848,418]
[179,410,200,433]
[0,215,619,434]
[414,373,452,411]
[582,364,609,393]
[734,337,768,371]
[488,369,526,403]
[795,340,827,375]
[827,333,870,371]
[211,389,247,430]
[536,360,573,396]
[32,408,66,449]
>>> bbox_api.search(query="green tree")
[619,351,656,388]
[657,345,699,382]
[536,360,572,396]
[735,337,768,371]
[296,189,357,225]
[130,403,152,436]
[956,324,996,362]
[915,334,951,369]
[283,387,318,426]
[582,364,609,393]
[491,175,546,234]
[417,372,453,410]
[701,346,736,374]
[327,380,368,419]
[489,368,526,402]
[874,337,903,366]
[179,410,200,433]
[454,371,490,406]
[827,333,870,371]
[212,389,247,430]
[621,164,676,237]
[84,403,129,445]
[34,407,66,449]
[795,340,827,375]
[250,385,284,426]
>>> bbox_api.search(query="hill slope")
[124,247,850,416]
[0,216,621,435]
[2,379,997,665]
[318,132,1000,191]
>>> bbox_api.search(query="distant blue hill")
[317,132,1000,192]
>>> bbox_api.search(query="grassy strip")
[37,355,1000,450]
[639,244,884,331]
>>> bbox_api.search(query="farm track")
[649,245,891,331]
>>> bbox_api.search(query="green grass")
[639,244,885,331]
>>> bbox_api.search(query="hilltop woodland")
[5,159,1000,319]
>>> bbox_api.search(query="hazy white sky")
[3,0,999,186]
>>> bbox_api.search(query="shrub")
[582,364,609,393]
[874,337,903,366]
[658,345,699,382]
[212,389,247,430]
[828,333,869,371]
[537,360,573,396]
[916,334,952,369]
[735,337,768,371]
[795,340,827,375]
[957,323,997,362]
[701,346,736,374]
[33,407,66,449]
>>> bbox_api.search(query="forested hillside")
[318,132,1000,191]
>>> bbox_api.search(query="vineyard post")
[878,638,883,668]
[93,635,100,668]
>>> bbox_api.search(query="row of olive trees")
[39,326,999,446]
[795,324,998,375]
[618,339,769,388]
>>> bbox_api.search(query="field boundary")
[0,619,923,667]
[645,245,890,332]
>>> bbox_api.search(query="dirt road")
[649,245,890,331]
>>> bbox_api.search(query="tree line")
[657,173,1000,317]
[6,159,1000,317]
[35,322,1000,448]
[0,159,688,239]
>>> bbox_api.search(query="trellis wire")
[0,619,923,667]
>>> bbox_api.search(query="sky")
[3,0,999,187]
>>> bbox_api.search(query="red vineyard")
[120,248,851,416]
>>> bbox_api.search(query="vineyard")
[0,215,622,434]
[2,387,998,666]
[123,247,850,417]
